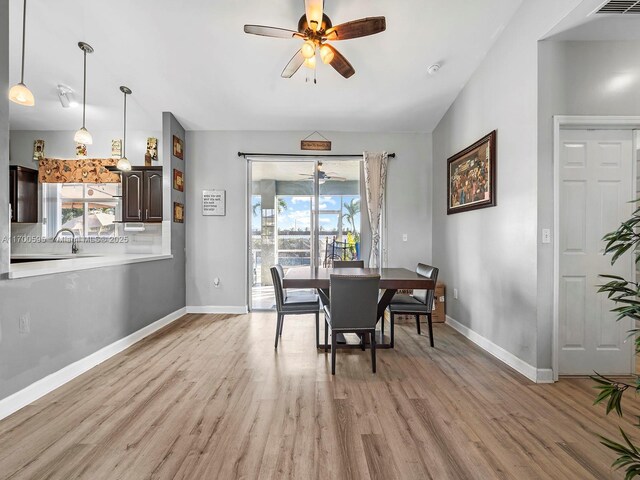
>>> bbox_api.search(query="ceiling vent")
[596,1,640,13]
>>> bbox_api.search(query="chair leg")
[315,312,320,348]
[324,318,329,353]
[279,315,284,336]
[360,334,365,351]
[416,314,421,335]
[331,331,337,375]
[274,313,282,349]
[370,331,377,373]
[390,312,395,348]
[381,313,385,340]
[427,313,434,348]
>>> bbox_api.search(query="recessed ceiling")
[9,0,524,133]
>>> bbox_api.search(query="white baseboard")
[186,306,248,314]
[445,315,553,384]
[0,307,187,421]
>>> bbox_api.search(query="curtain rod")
[238,152,396,159]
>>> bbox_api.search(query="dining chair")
[387,263,439,347]
[271,265,320,349]
[333,260,365,268]
[324,273,381,374]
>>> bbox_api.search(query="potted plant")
[594,199,640,478]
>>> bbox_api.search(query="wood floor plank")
[0,315,631,480]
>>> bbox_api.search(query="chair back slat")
[329,274,380,330]
[333,260,365,268]
[270,265,286,311]
[413,263,439,311]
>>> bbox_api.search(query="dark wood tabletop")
[283,267,435,290]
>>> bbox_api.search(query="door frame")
[246,157,364,311]
[553,115,640,381]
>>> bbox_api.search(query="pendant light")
[9,0,35,106]
[116,86,132,171]
[74,42,94,144]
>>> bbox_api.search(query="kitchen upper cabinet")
[9,165,38,223]
[122,167,162,223]
[144,170,163,222]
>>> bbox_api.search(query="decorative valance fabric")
[363,151,388,268]
[38,158,120,183]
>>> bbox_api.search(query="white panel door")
[559,129,634,375]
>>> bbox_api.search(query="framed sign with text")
[202,190,226,216]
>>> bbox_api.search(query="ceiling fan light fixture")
[75,41,94,145]
[304,55,316,69]
[301,40,316,59]
[320,44,334,64]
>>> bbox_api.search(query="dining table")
[283,267,436,349]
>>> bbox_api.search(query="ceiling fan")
[244,0,386,79]
[299,162,346,183]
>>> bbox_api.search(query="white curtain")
[363,151,388,268]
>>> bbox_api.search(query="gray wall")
[0,0,9,275]
[536,40,640,367]
[9,129,162,168]
[432,0,581,369]
[0,15,187,405]
[186,131,432,308]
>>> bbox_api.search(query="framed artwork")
[202,190,226,216]
[173,135,184,160]
[33,139,45,161]
[111,139,122,158]
[173,202,184,223]
[146,137,158,160]
[75,143,88,158]
[447,130,497,215]
[173,169,184,192]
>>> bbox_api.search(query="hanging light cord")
[20,0,27,84]
[122,92,127,158]
[82,48,87,129]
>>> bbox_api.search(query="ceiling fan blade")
[326,45,355,79]
[305,0,324,32]
[324,17,386,41]
[282,49,306,78]
[328,176,347,181]
[244,25,303,39]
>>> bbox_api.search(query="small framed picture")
[173,169,184,192]
[111,139,122,158]
[173,202,184,223]
[447,130,497,215]
[173,135,184,160]
[75,143,87,158]
[33,139,45,161]
[146,137,158,160]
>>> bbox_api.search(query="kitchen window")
[43,183,121,238]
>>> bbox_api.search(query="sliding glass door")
[248,159,361,310]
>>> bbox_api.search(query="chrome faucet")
[53,228,78,254]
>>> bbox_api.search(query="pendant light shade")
[9,0,34,106]
[75,42,94,145]
[9,83,35,106]
[117,86,132,172]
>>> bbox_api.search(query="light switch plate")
[542,229,551,244]
[402,234,408,242]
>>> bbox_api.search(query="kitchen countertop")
[8,253,173,279]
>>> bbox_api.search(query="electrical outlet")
[402,233,408,242]
[213,277,221,288]
[453,288,459,300]
[542,229,551,244]
[19,314,31,334]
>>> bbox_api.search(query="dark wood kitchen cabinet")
[121,167,163,223]
[9,165,38,223]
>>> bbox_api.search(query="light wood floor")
[0,313,636,480]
